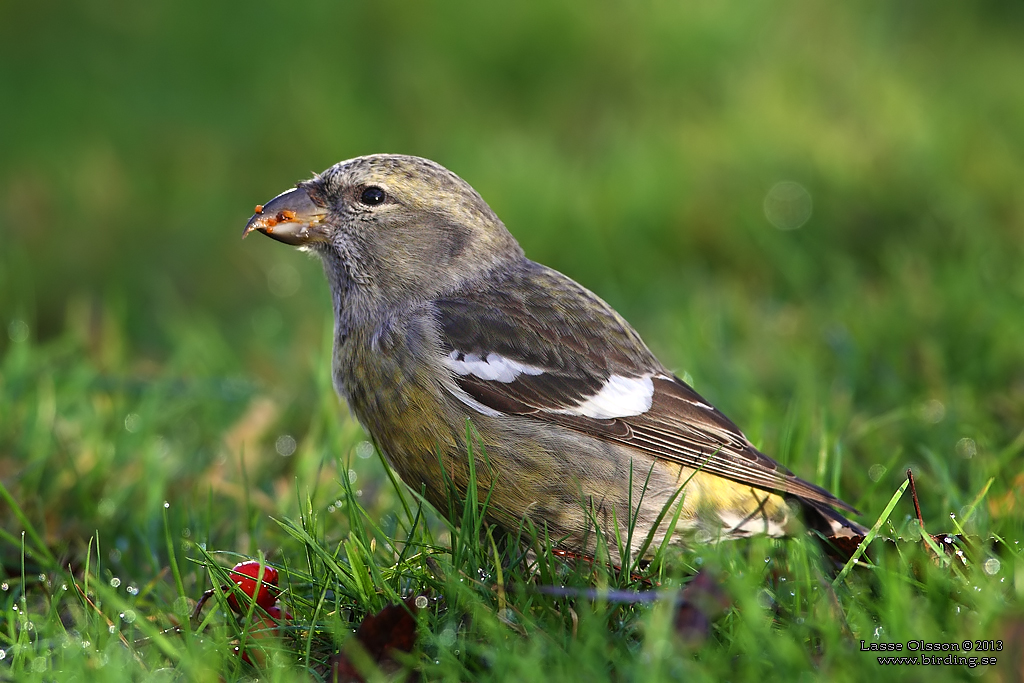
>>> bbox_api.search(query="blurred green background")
[1,1,1023,562]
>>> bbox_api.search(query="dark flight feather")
[435,261,859,514]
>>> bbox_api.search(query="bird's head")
[244,155,523,306]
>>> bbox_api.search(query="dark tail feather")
[802,499,868,538]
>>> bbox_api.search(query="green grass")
[2,1,1024,680]
[1,306,1021,682]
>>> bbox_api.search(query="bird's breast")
[332,321,463,499]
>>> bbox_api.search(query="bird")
[243,154,865,563]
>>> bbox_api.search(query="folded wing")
[433,261,858,514]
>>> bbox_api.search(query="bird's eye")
[359,186,386,206]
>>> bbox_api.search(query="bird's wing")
[433,262,857,513]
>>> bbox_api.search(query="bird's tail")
[802,498,869,539]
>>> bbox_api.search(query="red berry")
[226,560,279,613]
[234,605,291,668]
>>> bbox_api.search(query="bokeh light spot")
[918,399,946,424]
[7,320,29,343]
[275,434,297,457]
[955,437,976,459]
[763,181,812,230]
[124,413,142,433]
